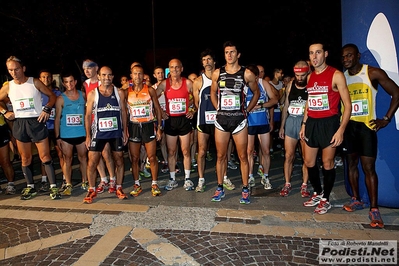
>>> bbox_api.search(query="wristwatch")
[382,116,391,123]
[0,109,7,115]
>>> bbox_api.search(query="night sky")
[1,0,342,85]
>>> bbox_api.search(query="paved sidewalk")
[0,149,398,265]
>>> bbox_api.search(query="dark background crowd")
[1,0,342,85]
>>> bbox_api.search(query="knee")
[167,148,176,156]
[131,155,140,164]
[197,149,206,158]
[362,163,376,175]
[181,147,190,156]
[216,153,226,161]
[147,155,157,164]
[0,158,12,168]
[78,156,87,164]
[64,156,73,164]
[237,153,247,162]
[21,157,32,166]
[284,151,295,162]
[87,161,97,170]
[115,158,124,167]
[262,149,270,156]
[303,160,315,168]
[322,161,334,170]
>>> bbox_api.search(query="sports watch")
[382,116,391,123]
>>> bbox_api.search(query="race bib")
[130,105,150,119]
[98,117,118,131]
[15,98,35,111]
[288,103,305,115]
[205,110,217,124]
[49,108,56,120]
[351,99,369,116]
[221,95,240,110]
[66,114,83,126]
[308,94,329,111]
[169,99,186,115]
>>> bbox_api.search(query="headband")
[293,66,309,73]
[82,61,98,68]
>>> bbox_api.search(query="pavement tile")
[0,151,398,265]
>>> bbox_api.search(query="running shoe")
[130,184,143,197]
[184,179,194,191]
[5,184,16,195]
[195,180,206,192]
[314,198,331,214]
[223,178,235,190]
[165,179,178,190]
[39,181,49,192]
[50,187,62,200]
[116,187,128,199]
[108,180,116,193]
[59,181,67,192]
[248,176,255,187]
[191,159,198,168]
[161,163,169,174]
[369,208,384,228]
[81,181,89,191]
[211,187,225,202]
[151,184,162,196]
[300,184,310,198]
[175,164,180,174]
[303,192,324,207]
[139,168,151,178]
[334,156,343,167]
[145,158,151,169]
[240,188,251,204]
[96,181,109,194]
[206,152,213,161]
[21,187,37,200]
[343,197,364,212]
[62,185,73,196]
[227,160,238,170]
[83,188,97,204]
[261,177,272,190]
[280,183,292,197]
[257,165,264,177]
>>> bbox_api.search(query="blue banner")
[341,0,399,208]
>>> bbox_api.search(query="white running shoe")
[248,176,255,187]
[164,180,178,191]
[261,177,272,190]
[184,180,194,191]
